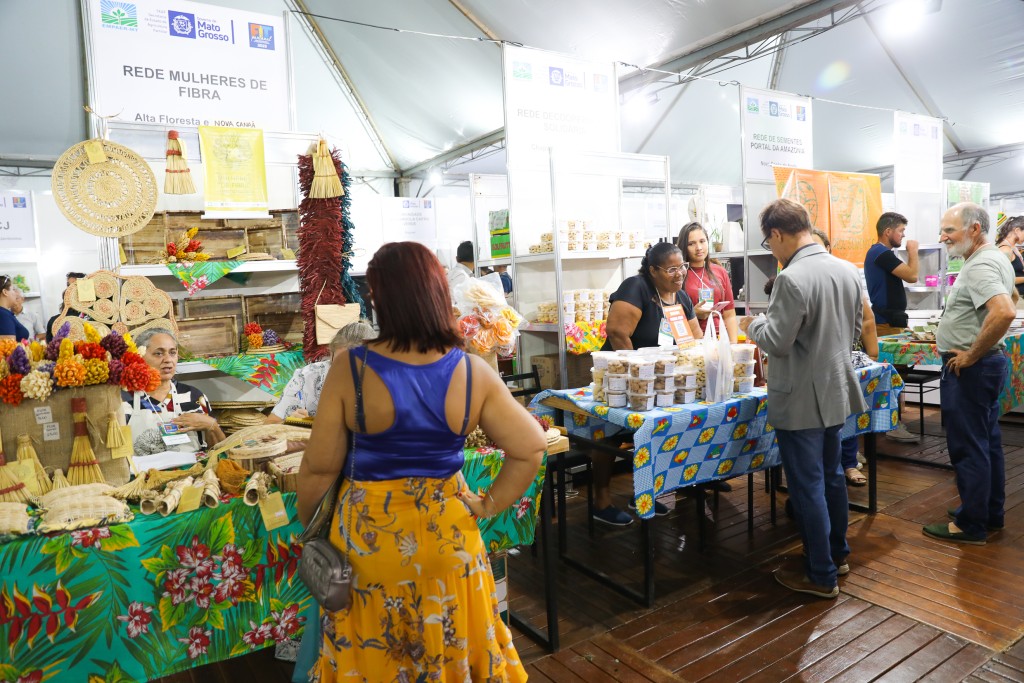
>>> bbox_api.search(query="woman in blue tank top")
[298,242,545,683]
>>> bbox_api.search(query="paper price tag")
[281,248,296,260]
[259,492,290,531]
[177,486,204,513]
[111,426,134,460]
[42,423,60,442]
[84,139,107,165]
[227,246,247,258]
[34,406,53,424]
[77,278,97,302]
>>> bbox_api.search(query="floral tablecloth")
[878,331,1024,414]
[530,362,903,519]
[199,349,306,399]
[165,260,245,296]
[0,448,546,682]
[565,320,607,355]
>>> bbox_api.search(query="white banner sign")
[86,0,290,131]
[894,112,943,194]
[0,191,36,249]
[381,198,438,250]
[740,87,813,182]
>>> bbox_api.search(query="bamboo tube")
[243,472,271,506]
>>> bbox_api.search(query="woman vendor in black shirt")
[592,242,701,525]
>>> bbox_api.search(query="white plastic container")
[654,357,676,375]
[733,360,756,377]
[731,344,756,362]
[627,357,656,379]
[605,357,628,374]
[736,375,756,393]
[683,389,698,404]
[655,390,675,407]
[653,374,675,392]
[607,391,627,407]
[628,377,656,394]
[627,392,656,411]
[591,367,607,384]
[606,374,628,392]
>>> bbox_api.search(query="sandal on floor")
[845,467,867,487]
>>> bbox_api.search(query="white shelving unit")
[515,149,673,389]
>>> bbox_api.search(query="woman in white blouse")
[265,320,376,424]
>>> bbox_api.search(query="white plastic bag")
[702,311,734,403]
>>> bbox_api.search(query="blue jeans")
[941,353,1008,537]
[840,436,859,471]
[776,425,849,587]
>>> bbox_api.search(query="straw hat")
[51,139,158,237]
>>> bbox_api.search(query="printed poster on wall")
[741,87,813,182]
[945,180,990,207]
[893,112,943,194]
[86,0,290,131]
[381,198,437,250]
[0,191,35,249]
[198,126,269,218]
[502,44,619,252]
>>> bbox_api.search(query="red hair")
[366,242,463,353]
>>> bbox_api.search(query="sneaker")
[836,561,850,576]
[922,522,986,545]
[946,509,1003,531]
[886,423,920,443]
[628,499,670,516]
[773,569,838,599]
[593,505,633,527]
[856,452,867,466]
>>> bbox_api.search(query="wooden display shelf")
[118,260,298,277]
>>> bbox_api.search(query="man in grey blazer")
[740,199,868,599]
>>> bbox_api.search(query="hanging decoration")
[163,130,196,195]
[296,144,364,362]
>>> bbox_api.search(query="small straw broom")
[68,397,106,486]
[0,428,31,504]
[309,138,343,199]
[163,130,196,194]
[16,434,52,495]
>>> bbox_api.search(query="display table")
[0,447,548,682]
[877,330,1024,414]
[531,362,903,519]
[528,362,903,606]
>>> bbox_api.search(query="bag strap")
[298,349,367,544]
[460,353,473,436]
[314,280,328,307]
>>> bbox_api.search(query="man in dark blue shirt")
[864,212,920,443]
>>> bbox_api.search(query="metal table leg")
[509,464,560,652]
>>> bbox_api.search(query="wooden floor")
[156,406,1024,683]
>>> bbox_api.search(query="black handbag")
[297,352,367,612]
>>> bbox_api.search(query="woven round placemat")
[51,139,157,237]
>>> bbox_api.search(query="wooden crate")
[224,215,282,230]
[256,312,304,346]
[171,299,182,321]
[183,295,246,323]
[201,229,247,259]
[245,292,302,318]
[246,226,286,257]
[277,209,300,254]
[164,211,225,231]
[176,315,239,358]
[120,216,166,265]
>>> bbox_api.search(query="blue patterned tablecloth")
[530,362,903,519]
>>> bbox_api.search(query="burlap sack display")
[0,385,130,486]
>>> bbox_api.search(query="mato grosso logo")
[100,0,138,28]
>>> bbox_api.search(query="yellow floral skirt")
[312,475,528,683]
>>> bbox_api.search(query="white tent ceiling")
[2,0,1022,196]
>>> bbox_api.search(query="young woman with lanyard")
[121,328,225,455]
[677,222,739,342]
[597,242,702,524]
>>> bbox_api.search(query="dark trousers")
[942,353,1008,536]
[775,425,849,587]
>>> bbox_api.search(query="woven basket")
[36,495,132,533]
[207,424,312,459]
[244,343,288,355]
[37,483,116,509]
[0,502,30,535]
[51,139,157,238]
[267,452,303,493]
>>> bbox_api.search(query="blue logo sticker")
[768,101,779,117]
[12,197,26,208]
[796,106,806,121]
[249,22,274,50]
[548,67,564,87]
[168,10,196,38]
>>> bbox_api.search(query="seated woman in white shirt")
[265,320,376,424]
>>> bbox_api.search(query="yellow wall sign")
[198,126,270,219]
